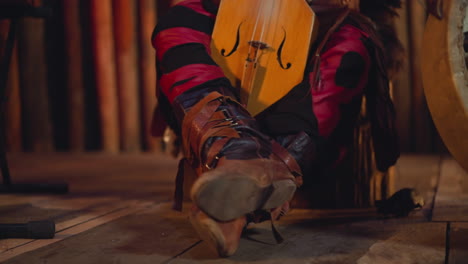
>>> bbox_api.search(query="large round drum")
[422,0,468,172]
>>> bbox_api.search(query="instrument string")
[255,0,275,64]
[258,0,268,48]
[249,0,263,60]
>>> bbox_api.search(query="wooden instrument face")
[211,0,317,116]
[422,0,468,171]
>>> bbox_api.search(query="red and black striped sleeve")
[152,0,227,104]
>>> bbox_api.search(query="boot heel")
[262,180,296,210]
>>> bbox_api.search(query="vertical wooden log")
[90,0,120,152]
[6,40,22,152]
[113,0,141,152]
[408,1,432,152]
[63,0,85,151]
[392,3,412,152]
[0,20,22,152]
[137,0,159,152]
[17,16,54,152]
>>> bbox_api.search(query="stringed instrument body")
[211,0,318,116]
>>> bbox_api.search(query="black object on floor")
[0,220,55,239]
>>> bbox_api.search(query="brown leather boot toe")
[189,206,246,257]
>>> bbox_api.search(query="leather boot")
[189,205,246,257]
[176,91,303,222]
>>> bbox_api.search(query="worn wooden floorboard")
[1,203,200,264]
[0,153,463,263]
[0,196,125,254]
[357,222,446,264]
[0,200,155,262]
[0,153,180,263]
[172,213,447,264]
[449,222,468,264]
[432,158,468,221]
[0,197,156,255]
[172,215,388,263]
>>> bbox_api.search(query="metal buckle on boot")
[205,155,220,170]
[220,109,240,127]
[229,121,239,127]
[220,108,231,118]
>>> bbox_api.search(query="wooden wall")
[392,0,448,153]
[0,0,448,154]
[0,0,163,153]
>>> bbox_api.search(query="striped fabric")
[152,0,227,104]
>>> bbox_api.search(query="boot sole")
[191,166,296,221]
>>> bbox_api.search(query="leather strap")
[271,141,304,187]
[203,137,229,170]
[173,158,187,211]
[182,92,224,161]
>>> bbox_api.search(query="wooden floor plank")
[0,200,156,263]
[449,222,468,264]
[172,209,444,264]
[432,158,468,221]
[1,153,460,263]
[0,196,132,253]
[0,205,71,255]
[1,153,184,263]
[1,203,200,264]
[0,200,69,224]
[357,222,446,264]
[54,198,134,231]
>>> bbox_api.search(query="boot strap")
[181,92,225,163]
[173,158,187,211]
[182,92,243,170]
[246,209,285,244]
[271,141,304,187]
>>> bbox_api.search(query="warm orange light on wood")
[211,0,317,116]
